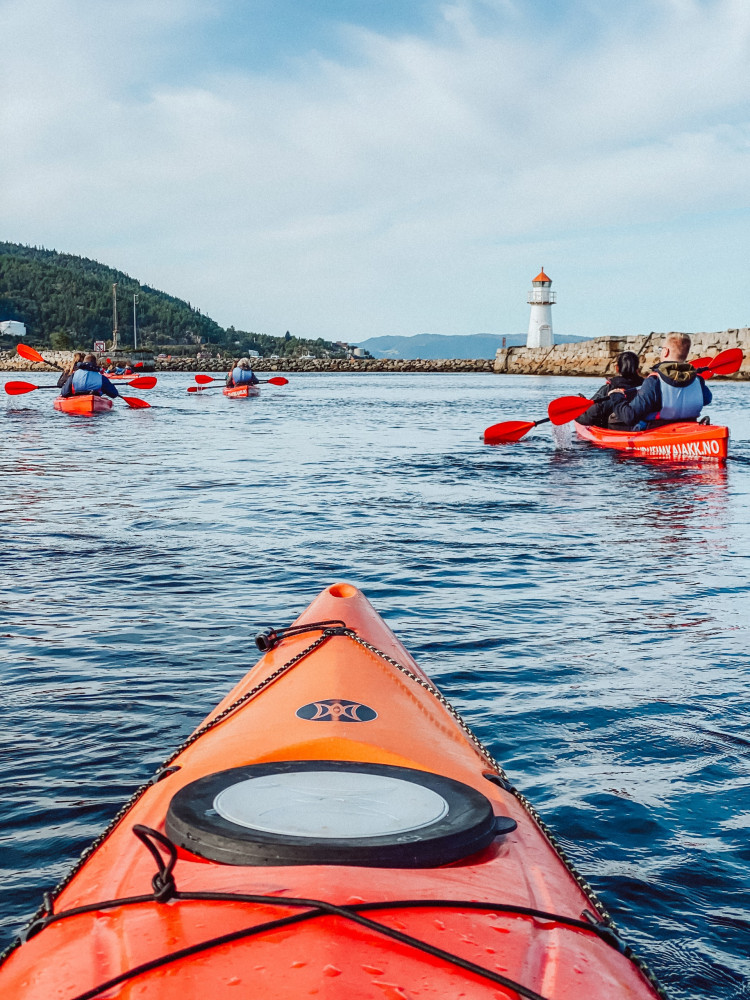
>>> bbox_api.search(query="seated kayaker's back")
[60,354,120,400]
[609,333,711,430]
[227,357,260,387]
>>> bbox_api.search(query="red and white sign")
[94,340,106,352]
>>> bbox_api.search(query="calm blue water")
[2,371,749,998]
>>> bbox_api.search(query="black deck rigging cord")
[2,624,668,999]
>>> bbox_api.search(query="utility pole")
[133,293,138,351]
[112,282,119,351]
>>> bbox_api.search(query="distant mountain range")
[354,332,588,360]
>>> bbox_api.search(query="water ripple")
[1,371,749,998]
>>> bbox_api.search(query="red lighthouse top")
[532,268,551,284]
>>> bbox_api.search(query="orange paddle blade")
[16,343,47,365]
[484,420,536,444]
[195,374,217,384]
[186,386,207,393]
[120,396,151,408]
[547,396,595,425]
[4,380,38,395]
[704,347,743,377]
[127,376,157,389]
[267,376,288,385]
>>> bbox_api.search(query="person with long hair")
[56,351,85,388]
[576,351,644,428]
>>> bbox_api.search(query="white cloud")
[1,0,749,339]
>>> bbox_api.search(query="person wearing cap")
[226,357,260,389]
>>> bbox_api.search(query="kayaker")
[56,352,85,388]
[59,354,120,399]
[226,357,260,388]
[576,351,643,428]
[610,333,712,430]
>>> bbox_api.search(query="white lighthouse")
[526,268,555,348]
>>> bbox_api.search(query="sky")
[1,0,749,343]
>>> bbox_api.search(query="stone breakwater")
[1,330,747,377]
[161,357,497,373]
[0,353,496,374]
[493,330,750,379]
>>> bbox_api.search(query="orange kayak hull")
[0,584,663,999]
[575,419,728,462]
[53,395,114,415]
[223,384,260,398]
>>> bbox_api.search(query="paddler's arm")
[590,383,611,402]
[100,374,120,399]
[611,376,661,426]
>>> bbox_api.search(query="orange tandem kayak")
[0,584,664,1000]
[575,419,728,463]
[223,384,260,398]
[53,395,115,415]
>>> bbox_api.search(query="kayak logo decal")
[296,699,378,722]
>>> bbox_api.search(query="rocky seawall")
[493,330,750,379]
[1,330,747,377]
[0,353,496,374]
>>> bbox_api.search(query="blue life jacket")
[72,368,104,394]
[232,366,256,385]
[649,372,704,422]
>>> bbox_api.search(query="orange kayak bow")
[0,584,665,1000]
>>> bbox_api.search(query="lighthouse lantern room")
[526,268,555,348]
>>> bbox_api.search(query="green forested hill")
[0,242,340,358]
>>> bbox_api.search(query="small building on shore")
[0,320,26,340]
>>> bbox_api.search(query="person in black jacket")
[576,351,643,428]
